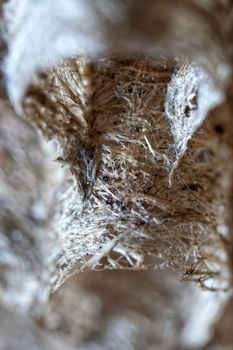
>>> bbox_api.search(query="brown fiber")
[23,57,233,291]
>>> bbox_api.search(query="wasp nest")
[22,57,233,291]
[1,0,233,349]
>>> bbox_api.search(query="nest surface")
[22,57,233,291]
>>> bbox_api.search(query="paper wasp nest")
[1,0,233,349]
[22,57,232,293]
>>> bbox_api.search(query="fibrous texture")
[1,0,233,349]
[23,57,233,291]
[0,102,229,349]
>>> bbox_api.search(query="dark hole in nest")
[128,87,133,94]
[116,200,127,211]
[184,105,191,117]
[38,72,48,81]
[61,263,68,270]
[32,91,46,105]
[181,183,199,191]
[136,219,146,226]
[106,198,113,205]
[214,124,224,134]
[133,126,141,133]
[190,95,198,109]
[144,186,152,194]
[102,175,109,183]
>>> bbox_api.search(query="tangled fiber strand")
[23,57,233,291]
[166,60,224,177]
